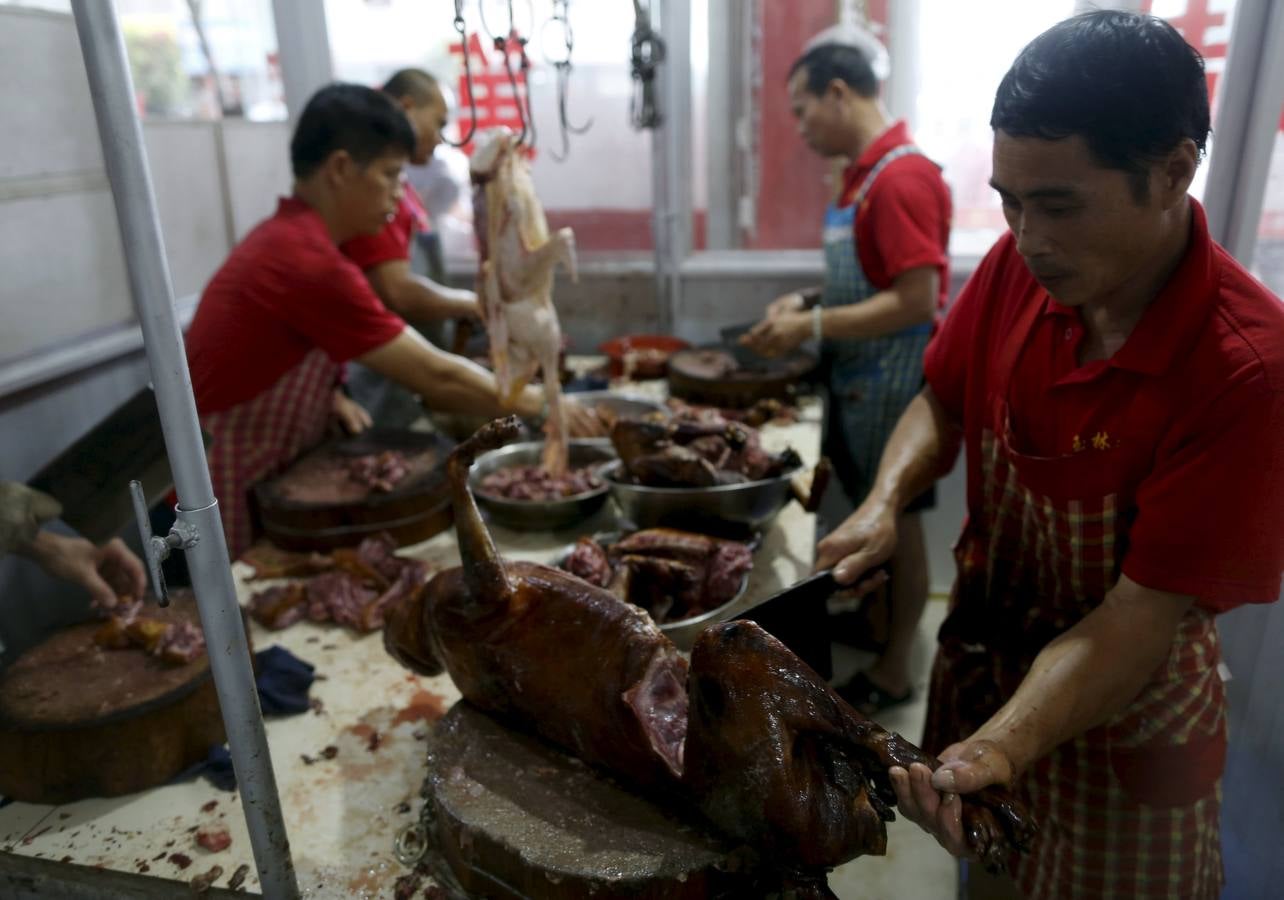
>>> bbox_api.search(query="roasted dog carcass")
[383,418,1036,883]
[471,129,577,476]
[684,621,1037,876]
[382,416,688,788]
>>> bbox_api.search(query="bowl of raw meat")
[600,414,813,531]
[470,438,617,530]
[555,528,756,649]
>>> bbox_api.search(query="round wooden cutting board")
[0,592,226,804]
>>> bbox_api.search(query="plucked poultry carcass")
[684,621,1037,877]
[471,129,578,475]
[382,416,688,789]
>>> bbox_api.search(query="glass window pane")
[118,0,285,121]
[1249,104,1284,295]
[326,0,655,257]
[915,0,1076,259]
[1142,0,1239,201]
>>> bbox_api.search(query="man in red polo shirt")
[743,24,951,715]
[817,12,1284,899]
[341,68,477,325]
[186,84,551,557]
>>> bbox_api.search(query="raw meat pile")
[610,414,801,488]
[478,464,603,501]
[666,396,797,428]
[383,417,1036,893]
[93,602,206,666]
[245,533,433,633]
[562,528,753,624]
[472,128,577,476]
[345,451,409,493]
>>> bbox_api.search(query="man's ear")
[398,95,415,114]
[826,78,848,104]
[1158,138,1198,210]
[322,149,355,185]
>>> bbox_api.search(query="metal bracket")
[128,479,199,607]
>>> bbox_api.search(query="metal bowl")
[553,530,754,650]
[566,390,670,424]
[470,439,616,530]
[602,460,804,532]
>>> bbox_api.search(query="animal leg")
[445,417,522,600]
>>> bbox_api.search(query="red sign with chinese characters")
[449,32,536,159]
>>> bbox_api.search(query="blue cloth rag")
[173,646,316,791]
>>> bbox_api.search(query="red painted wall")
[744,0,840,250]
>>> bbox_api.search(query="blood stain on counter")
[169,852,193,869]
[391,690,446,728]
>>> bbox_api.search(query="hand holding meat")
[471,129,577,475]
[889,739,1018,862]
[742,311,810,357]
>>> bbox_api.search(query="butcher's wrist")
[799,286,823,309]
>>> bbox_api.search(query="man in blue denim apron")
[744,28,951,714]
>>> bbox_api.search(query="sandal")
[836,670,913,716]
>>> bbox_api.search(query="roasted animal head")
[684,621,1036,875]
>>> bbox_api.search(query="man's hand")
[741,311,810,358]
[765,291,807,320]
[815,496,897,590]
[889,739,1016,859]
[26,532,147,610]
[442,287,481,321]
[332,389,372,434]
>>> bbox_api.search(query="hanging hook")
[445,0,478,149]
[545,0,592,161]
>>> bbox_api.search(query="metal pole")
[69,3,299,897]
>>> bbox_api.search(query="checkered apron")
[200,348,339,559]
[923,297,1226,899]
[822,145,933,503]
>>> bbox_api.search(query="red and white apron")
[201,349,339,559]
[923,296,1227,899]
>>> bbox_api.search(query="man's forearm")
[392,275,476,322]
[869,386,960,513]
[359,330,541,419]
[969,576,1194,776]
[820,286,934,341]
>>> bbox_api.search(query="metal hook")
[445,0,478,149]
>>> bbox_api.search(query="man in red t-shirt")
[743,26,952,715]
[341,68,478,325]
[186,85,555,556]
[817,12,1284,899]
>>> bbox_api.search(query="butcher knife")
[733,568,843,678]
[720,322,766,368]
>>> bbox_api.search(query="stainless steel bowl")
[552,531,753,650]
[470,439,616,530]
[602,460,804,531]
[566,390,670,423]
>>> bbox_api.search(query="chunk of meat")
[472,129,577,475]
[382,416,688,788]
[610,416,799,487]
[92,600,206,666]
[306,571,377,628]
[564,536,612,587]
[240,544,335,581]
[248,583,308,630]
[194,825,231,853]
[478,464,603,500]
[345,450,409,493]
[683,621,1036,875]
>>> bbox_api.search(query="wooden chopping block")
[253,428,455,552]
[0,593,228,804]
[422,703,759,899]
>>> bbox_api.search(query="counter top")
[0,389,823,898]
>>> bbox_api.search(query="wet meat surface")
[345,450,410,493]
[246,533,433,634]
[561,528,753,624]
[610,415,801,488]
[478,464,603,501]
[92,601,206,666]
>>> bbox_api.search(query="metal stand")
[69,3,299,896]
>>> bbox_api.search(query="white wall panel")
[0,8,103,180]
[142,123,231,298]
[220,120,293,239]
[0,191,131,365]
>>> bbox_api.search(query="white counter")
[0,395,824,897]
